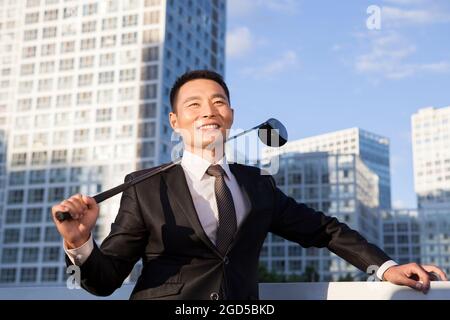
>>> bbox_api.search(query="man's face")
[169,79,234,152]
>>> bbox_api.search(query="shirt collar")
[181,149,232,181]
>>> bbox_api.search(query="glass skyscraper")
[0,0,226,286]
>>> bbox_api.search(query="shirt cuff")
[63,234,94,266]
[377,260,398,281]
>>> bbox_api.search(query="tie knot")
[206,165,225,178]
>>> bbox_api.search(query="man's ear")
[169,112,178,132]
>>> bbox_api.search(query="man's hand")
[51,194,99,249]
[383,263,448,293]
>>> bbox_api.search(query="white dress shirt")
[64,150,396,279]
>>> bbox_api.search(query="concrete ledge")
[0,282,449,300]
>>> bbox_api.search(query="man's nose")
[201,101,216,118]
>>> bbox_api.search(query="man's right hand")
[51,194,99,249]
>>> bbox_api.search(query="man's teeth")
[200,124,219,129]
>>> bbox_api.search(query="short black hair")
[169,69,230,112]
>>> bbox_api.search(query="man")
[52,70,446,300]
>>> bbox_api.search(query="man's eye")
[214,100,225,105]
[188,103,200,108]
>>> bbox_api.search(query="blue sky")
[224,0,450,209]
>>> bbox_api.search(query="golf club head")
[258,118,288,147]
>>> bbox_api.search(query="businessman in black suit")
[52,70,446,299]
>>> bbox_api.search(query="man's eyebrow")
[182,96,201,105]
[210,93,228,101]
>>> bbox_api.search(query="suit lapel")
[162,164,220,256]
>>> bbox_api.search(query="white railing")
[0,282,449,300]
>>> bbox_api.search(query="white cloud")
[228,0,299,16]
[355,32,450,79]
[242,50,299,79]
[226,27,254,58]
[381,6,450,26]
[383,0,426,5]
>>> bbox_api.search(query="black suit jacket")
[67,163,391,300]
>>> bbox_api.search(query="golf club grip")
[54,162,178,222]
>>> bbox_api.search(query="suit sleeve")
[267,176,392,273]
[65,174,149,296]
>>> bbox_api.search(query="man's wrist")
[377,260,398,280]
[65,235,90,250]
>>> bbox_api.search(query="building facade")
[260,152,380,281]
[0,0,226,286]
[412,106,450,209]
[380,209,421,266]
[262,128,391,209]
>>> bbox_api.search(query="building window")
[139,103,156,118]
[140,84,157,99]
[57,76,73,89]
[20,268,37,282]
[121,32,137,45]
[99,71,114,84]
[141,65,158,80]
[83,3,97,16]
[61,41,75,53]
[48,187,64,202]
[79,56,94,69]
[9,171,26,186]
[78,74,93,87]
[101,35,116,48]
[138,141,155,158]
[41,267,59,282]
[44,9,58,21]
[1,248,19,263]
[142,47,159,62]
[118,68,135,82]
[73,129,89,142]
[25,12,39,24]
[51,150,68,164]
[102,17,117,30]
[59,58,74,71]
[43,27,57,38]
[119,87,135,101]
[96,108,112,122]
[76,92,92,105]
[5,209,22,224]
[63,6,78,19]
[3,229,20,244]
[43,247,60,262]
[144,11,160,24]
[95,127,111,140]
[28,188,45,203]
[138,122,155,138]
[23,227,41,243]
[31,151,47,165]
[80,38,96,51]
[37,96,52,109]
[49,168,66,183]
[99,53,115,66]
[7,190,24,204]
[20,63,35,75]
[29,170,46,184]
[26,208,43,223]
[41,43,56,56]
[82,21,97,33]
[122,14,138,27]
[17,98,32,111]
[143,29,159,44]
[72,148,88,162]
[0,269,16,283]
[45,226,60,242]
